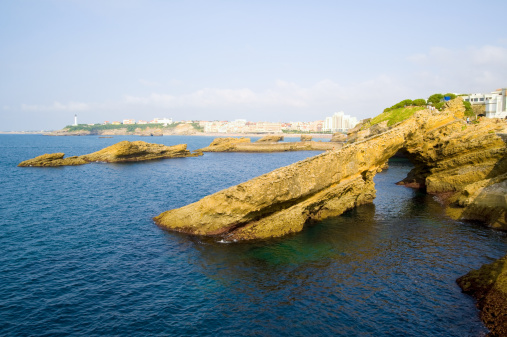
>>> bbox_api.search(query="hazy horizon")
[1,0,506,131]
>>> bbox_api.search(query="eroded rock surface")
[256,135,284,143]
[198,137,338,152]
[156,98,507,241]
[18,141,201,167]
[330,133,347,142]
[457,254,507,336]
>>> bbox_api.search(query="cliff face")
[155,113,422,240]
[18,141,201,167]
[155,98,507,241]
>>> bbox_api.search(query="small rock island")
[18,140,202,167]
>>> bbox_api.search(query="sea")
[1,134,506,336]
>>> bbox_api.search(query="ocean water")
[0,134,506,336]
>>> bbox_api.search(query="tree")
[427,93,444,105]
[444,93,457,100]
[463,101,474,117]
[412,99,426,106]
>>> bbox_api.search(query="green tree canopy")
[412,99,426,106]
[427,93,444,105]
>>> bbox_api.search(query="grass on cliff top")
[363,106,426,129]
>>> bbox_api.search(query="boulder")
[457,254,507,336]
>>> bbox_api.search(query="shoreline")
[0,131,334,138]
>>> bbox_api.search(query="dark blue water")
[1,135,506,336]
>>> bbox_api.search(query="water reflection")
[175,158,504,335]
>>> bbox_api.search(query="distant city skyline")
[1,1,506,131]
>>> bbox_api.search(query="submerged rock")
[18,141,201,167]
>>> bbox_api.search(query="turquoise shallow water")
[1,134,506,336]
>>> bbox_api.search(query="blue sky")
[1,0,506,131]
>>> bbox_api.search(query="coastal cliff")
[154,98,507,331]
[155,98,506,239]
[18,141,201,167]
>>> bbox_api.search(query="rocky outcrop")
[198,137,339,152]
[330,133,347,142]
[18,141,201,167]
[17,153,88,167]
[198,137,252,152]
[457,254,507,336]
[155,113,422,240]
[256,135,284,143]
[154,98,507,332]
[300,135,313,142]
[155,98,507,241]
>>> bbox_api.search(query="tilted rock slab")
[155,99,507,240]
[155,112,434,240]
[18,141,201,167]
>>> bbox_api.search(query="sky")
[1,0,506,131]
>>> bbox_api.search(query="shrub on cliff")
[412,99,426,106]
[427,93,444,105]
[366,106,426,129]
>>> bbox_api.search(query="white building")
[151,117,173,125]
[462,88,506,119]
[324,111,358,132]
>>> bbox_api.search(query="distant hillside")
[51,122,204,136]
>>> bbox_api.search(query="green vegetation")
[427,93,444,105]
[463,101,475,117]
[363,106,426,129]
[64,123,172,133]
[190,122,204,132]
[383,98,426,113]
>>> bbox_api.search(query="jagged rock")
[330,133,347,142]
[18,141,201,167]
[447,173,507,230]
[256,135,284,143]
[300,135,312,142]
[399,118,506,195]
[457,254,507,336]
[198,137,251,152]
[199,137,338,152]
[18,153,88,167]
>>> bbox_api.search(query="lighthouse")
[74,114,77,126]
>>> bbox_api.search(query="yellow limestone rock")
[18,141,201,167]
[199,137,338,152]
[457,254,507,336]
[155,98,507,240]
